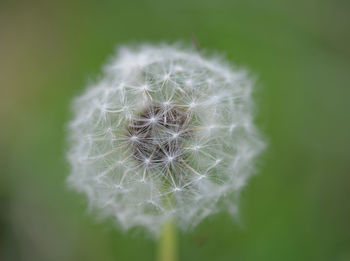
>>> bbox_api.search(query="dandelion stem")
[158,218,177,261]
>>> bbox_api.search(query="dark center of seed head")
[127,104,191,168]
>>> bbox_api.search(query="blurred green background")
[1,0,350,260]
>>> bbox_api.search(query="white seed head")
[67,43,265,236]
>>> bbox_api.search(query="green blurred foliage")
[1,0,349,260]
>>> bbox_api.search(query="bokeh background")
[1,0,350,260]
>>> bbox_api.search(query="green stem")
[157,219,177,261]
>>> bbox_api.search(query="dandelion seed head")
[67,43,265,236]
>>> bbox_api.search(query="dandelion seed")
[188,101,197,109]
[67,43,265,236]
[130,135,138,141]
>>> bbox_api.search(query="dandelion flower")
[67,44,264,236]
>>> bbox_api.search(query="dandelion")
[67,44,264,241]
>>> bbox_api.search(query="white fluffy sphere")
[67,44,264,235]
